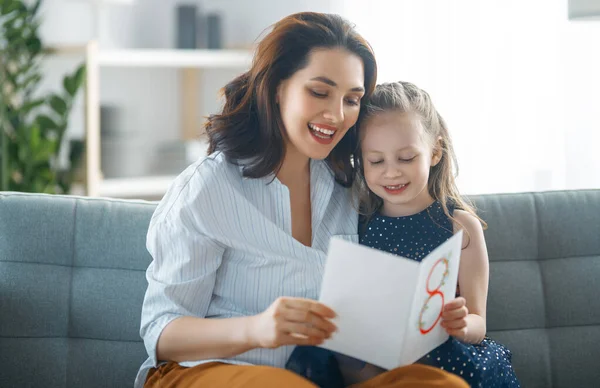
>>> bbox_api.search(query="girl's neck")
[380,191,436,218]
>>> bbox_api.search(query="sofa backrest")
[0,193,154,388]
[1,190,599,388]
[470,190,600,388]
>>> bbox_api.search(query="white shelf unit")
[97,175,179,198]
[97,49,252,68]
[52,42,252,199]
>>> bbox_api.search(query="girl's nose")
[384,164,403,178]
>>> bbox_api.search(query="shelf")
[47,45,253,68]
[98,49,253,68]
[46,44,88,56]
[98,175,177,198]
[46,41,247,198]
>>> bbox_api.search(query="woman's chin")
[308,148,334,160]
[298,143,334,160]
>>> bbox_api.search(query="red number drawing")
[418,257,450,335]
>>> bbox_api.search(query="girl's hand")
[248,297,338,349]
[440,297,469,341]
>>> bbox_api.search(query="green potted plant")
[0,0,86,194]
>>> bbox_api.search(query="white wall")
[563,20,600,189]
[36,0,600,191]
[340,0,600,194]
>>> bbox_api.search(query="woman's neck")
[276,147,310,187]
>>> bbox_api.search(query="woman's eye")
[310,90,327,98]
[345,98,360,106]
[368,160,383,165]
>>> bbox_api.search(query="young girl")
[353,81,520,387]
[287,81,520,388]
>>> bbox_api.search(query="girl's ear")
[431,136,443,166]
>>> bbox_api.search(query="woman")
[136,12,468,388]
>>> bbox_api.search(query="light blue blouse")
[135,151,358,386]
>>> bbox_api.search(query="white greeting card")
[318,230,463,370]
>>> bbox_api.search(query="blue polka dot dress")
[359,200,520,388]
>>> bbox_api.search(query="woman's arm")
[156,316,255,362]
[142,217,337,365]
[140,215,229,365]
[443,209,489,344]
[156,298,337,363]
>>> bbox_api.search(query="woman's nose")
[322,99,344,124]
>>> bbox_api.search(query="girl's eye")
[310,90,327,98]
[368,160,383,165]
[399,156,416,163]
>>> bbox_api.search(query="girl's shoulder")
[451,208,486,250]
[451,209,484,233]
[446,195,484,232]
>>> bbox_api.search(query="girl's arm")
[444,209,489,344]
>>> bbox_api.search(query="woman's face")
[276,47,365,161]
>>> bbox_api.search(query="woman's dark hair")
[205,12,377,187]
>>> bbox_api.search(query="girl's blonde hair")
[354,81,487,231]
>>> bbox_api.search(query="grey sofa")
[1,190,599,388]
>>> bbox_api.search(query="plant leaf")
[73,64,86,89]
[26,37,42,56]
[1,1,21,16]
[17,144,28,163]
[63,64,86,97]
[19,73,42,91]
[63,74,77,96]
[36,114,59,131]
[20,98,45,114]
[1,1,82,195]
[49,94,67,116]
[39,167,54,181]
[29,124,41,152]
[2,10,22,28]
[34,139,57,163]
[68,139,85,166]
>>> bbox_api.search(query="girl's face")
[276,47,365,161]
[361,111,442,217]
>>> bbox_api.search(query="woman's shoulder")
[152,151,239,224]
[184,151,236,179]
[172,151,239,194]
